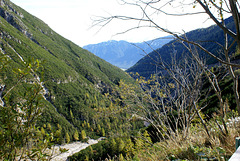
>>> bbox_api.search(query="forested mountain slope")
[127,16,237,78]
[0,0,134,141]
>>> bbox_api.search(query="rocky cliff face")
[0,84,5,106]
[0,0,51,48]
[0,0,27,34]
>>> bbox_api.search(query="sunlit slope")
[0,0,133,139]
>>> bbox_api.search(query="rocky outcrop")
[95,80,112,95]
[0,2,58,59]
[0,0,42,47]
[0,0,26,33]
[0,84,5,106]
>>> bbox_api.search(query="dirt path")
[51,139,98,161]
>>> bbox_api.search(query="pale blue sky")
[11,0,214,47]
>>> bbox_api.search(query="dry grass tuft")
[131,121,240,161]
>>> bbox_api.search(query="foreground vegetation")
[69,60,240,160]
[1,0,240,160]
[2,51,238,160]
[70,120,239,160]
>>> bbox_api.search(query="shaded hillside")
[83,36,172,69]
[0,0,134,141]
[127,16,237,78]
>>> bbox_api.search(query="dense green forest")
[0,0,140,158]
[1,0,240,160]
[127,16,237,78]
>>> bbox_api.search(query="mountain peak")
[83,37,172,69]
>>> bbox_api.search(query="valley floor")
[51,139,98,161]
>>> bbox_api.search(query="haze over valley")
[1,0,240,160]
[83,36,173,69]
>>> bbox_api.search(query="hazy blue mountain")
[83,36,173,69]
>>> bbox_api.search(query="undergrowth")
[131,119,239,161]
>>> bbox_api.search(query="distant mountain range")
[83,36,173,69]
[127,16,237,78]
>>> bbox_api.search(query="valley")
[1,0,240,160]
[51,139,98,161]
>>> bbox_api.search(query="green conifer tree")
[110,138,117,155]
[143,130,152,144]
[73,130,79,141]
[47,123,52,132]
[81,130,87,140]
[41,127,46,136]
[66,132,70,143]
[101,128,105,137]
[119,153,124,161]
[97,124,101,131]
[89,145,94,159]
[118,138,125,153]
[125,138,134,157]
[70,109,74,120]
[87,122,90,129]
